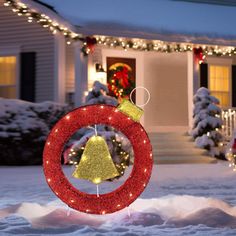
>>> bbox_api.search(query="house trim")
[54,34,66,103]
[21,0,77,33]
[74,41,88,107]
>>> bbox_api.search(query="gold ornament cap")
[117,99,144,122]
[73,135,119,184]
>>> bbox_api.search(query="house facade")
[1,0,236,133]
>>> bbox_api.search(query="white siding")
[144,52,189,128]
[65,44,75,93]
[0,0,55,102]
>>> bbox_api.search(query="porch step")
[148,132,217,164]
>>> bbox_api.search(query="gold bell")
[73,135,119,184]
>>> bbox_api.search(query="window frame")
[0,46,20,99]
[207,57,233,109]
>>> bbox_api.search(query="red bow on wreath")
[114,66,130,88]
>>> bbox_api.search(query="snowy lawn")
[1,162,236,235]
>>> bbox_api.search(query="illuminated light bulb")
[150,153,153,157]
[129,193,133,197]
[55,192,58,195]
[70,199,75,203]
[66,115,70,120]
[55,129,58,133]
[143,140,146,144]
[117,204,121,207]
[46,160,49,164]
[100,105,104,109]
[67,41,71,45]
[4,2,10,6]
[108,117,112,120]
[143,183,146,187]
[47,178,51,182]
[127,117,131,120]
[47,142,50,146]
[144,168,147,173]
[86,209,90,212]
[102,211,106,215]
[93,178,101,184]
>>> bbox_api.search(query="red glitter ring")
[43,104,153,214]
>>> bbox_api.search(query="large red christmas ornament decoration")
[43,101,153,214]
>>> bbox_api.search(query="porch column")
[187,51,200,129]
[74,42,88,107]
[54,34,66,103]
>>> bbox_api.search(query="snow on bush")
[0,98,68,165]
[85,81,117,106]
[190,87,224,155]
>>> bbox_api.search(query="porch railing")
[221,109,236,140]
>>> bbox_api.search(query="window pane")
[209,65,230,107]
[0,86,16,98]
[0,56,16,85]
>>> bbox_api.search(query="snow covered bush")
[0,98,68,165]
[85,81,118,106]
[190,87,224,155]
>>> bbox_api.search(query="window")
[0,56,17,98]
[209,65,230,107]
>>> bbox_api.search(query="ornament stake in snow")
[43,93,153,215]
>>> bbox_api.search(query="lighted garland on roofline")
[95,36,236,58]
[3,0,97,55]
[4,0,236,58]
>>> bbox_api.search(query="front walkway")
[149,132,217,164]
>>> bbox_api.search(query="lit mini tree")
[191,87,224,155]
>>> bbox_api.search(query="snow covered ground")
[1,162,236,235]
